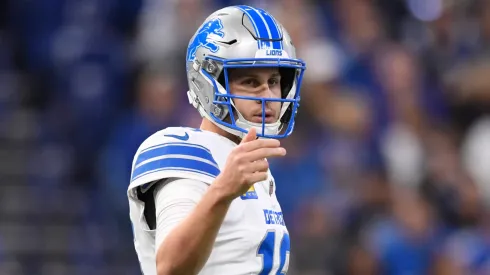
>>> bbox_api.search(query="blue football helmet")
[186,5,306,139]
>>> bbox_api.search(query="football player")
[128,5,306,275]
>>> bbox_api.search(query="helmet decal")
[187,18,225,62]
[237,5,282,50]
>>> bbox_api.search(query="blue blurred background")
[2,0,490,274]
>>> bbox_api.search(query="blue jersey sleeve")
[131,141,220,182]
[127,127,220,196]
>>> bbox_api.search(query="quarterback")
[127,5,306,275]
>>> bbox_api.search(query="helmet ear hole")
[217,71,226,88]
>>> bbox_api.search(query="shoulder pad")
[128,127,219,191]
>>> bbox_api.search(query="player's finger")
[246,171,269,184]
[240,127,257,144]
[245,147,286,161]
[241,138,280,152]
[246,159,269,173]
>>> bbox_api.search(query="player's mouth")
[251,110,276,123]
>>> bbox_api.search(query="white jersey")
[127,127,290,275]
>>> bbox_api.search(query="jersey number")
[258,231,290,274]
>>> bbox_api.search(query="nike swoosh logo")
[164,132,189,141]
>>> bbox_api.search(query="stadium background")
[1,0,490,274]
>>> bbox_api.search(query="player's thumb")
[241,127,257,144]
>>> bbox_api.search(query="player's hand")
[212,128,286,202]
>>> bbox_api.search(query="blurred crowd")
[2,0,490,274]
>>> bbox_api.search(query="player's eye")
[268,78,280,86]
[241,78,259,87]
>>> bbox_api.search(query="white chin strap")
[234,111,282,139]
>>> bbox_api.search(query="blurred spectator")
[290,198,338,274]
[366,187,439,275]
[97,64,180,216]
[462,116,490,206]
[334,0,386,57]
[375,44,426,188]
[135,0,213,65]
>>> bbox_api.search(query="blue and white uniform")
[128,127,290,275]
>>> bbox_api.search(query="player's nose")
[255,89,273,107]
[257,84,274,99]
